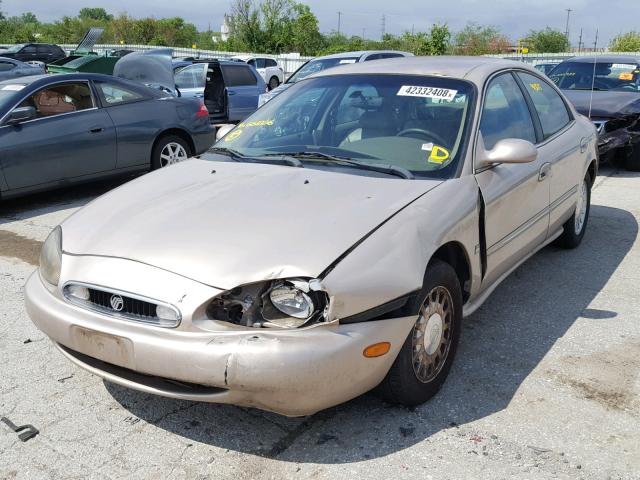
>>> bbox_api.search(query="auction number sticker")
[397,86,457,101]
[1,84,26,91]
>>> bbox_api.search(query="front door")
[474,72,550,287]
[220,64,261,121]
[0,81,116,190]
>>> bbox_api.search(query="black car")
[0,43,66,64]
[0,68,215,199]
[550,55,640,170]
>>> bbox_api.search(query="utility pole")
[564,8,572,43]
[362,28,366,39]
[593,28,599,51]
[578,28,583,53]
[337,11,342,35]
[381,14,386,40]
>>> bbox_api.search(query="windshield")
[219,74,475,179]
[3,44,25,53]
[286,57,360,84]
[550,61,640,92]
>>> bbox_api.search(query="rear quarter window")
[221,65,258,86]
[517,72,571,139]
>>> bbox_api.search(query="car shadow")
[105,204,637,463]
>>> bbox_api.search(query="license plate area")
[70,326,134,370]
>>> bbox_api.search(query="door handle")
[580,137,588,153]
[228,91,237,96]
[89,127,104,133]
[538,163,552,181]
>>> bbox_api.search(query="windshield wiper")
[263,151,414,179]
[209,148,303,167]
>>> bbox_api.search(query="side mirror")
[476,136,537,169]
[215,124,235,142]
[6,106,37,125]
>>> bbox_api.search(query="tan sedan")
[25,57,597,416]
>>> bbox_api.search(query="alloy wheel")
[574,180,588,235]
[159,142,188,167]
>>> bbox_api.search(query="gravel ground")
[1,166,639,480]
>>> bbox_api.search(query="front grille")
[63,282,181,328]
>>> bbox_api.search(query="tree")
[453,23,511,55]
[525,27,569,53]
[20,12,38,24]
[0,0,5,21]
[290,4,323,55]
[428,24,451,55]
[229,0,262,51]
[79,8,113,22]
[610,31,640,52]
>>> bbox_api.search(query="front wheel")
[151,135,191,170]
[378,259,462,406]
[554,175,591,249]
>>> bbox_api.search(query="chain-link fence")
[486,51,640,66]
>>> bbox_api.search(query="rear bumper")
[192,128,215,155]
[25,267,415,416]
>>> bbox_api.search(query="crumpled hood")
[61,159,441,289]
[114,48,176,93]
[562,89,640,118]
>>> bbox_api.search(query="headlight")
[205,278,328,329]
[269,283,314,319]
[39,226,62,286]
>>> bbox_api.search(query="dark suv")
[0,43,66,64]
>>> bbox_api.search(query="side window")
[246,59,255,66]
[380,53,405,59]
[255,58,266,69]
[37,45,51,54]
[0,61,15,72]
[364,54,382,61]
[265,58,277,67]
[517,72,571,139]
[18,82,94,118]
[95,81,144,105]
[480,73,537,150]
[22,45,37,54]
[221,65,258,86]
[175,64,205,89]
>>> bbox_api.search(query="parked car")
[0,70,214,199]
[0,57,45,81]
[550,55,640,170]
[48,28,125,75]
[0,43,66,64]
[25,57,597,416]
[258,50,414,106]
[230,55,284,90]
[173,59,266,123]
[534,62,560,76]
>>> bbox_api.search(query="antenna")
[588,29,599,119]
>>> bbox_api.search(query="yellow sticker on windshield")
[224,129,243,142]
[237,119,274,128]
[529,83,543,92]
[428,146,450,164]
[619,72,634,81]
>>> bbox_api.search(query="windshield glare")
[287,57,360,84]
[551,62,640,92]
[220,74,474,179]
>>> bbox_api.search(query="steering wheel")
[396,128,448,147]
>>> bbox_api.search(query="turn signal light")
[363,342,391,358]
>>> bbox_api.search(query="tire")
[378,259,463,407]
[151,135,191,170]
[554,174,591,249]
[268,76,280,91]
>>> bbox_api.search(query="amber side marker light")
[363,342,391,358]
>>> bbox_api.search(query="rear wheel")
[378,259,462,406]
[554,174,591,249]
[151,135,191,170]
[268,76,280,90]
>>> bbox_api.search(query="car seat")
[34,90,76,116]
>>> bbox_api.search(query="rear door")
[36,45,55,63]
[474,71,550,287]
[220,64,262,121]
[16,45,37,62]
[0,80,117,190]
[515,71,580,234]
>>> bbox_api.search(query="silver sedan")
[25,57,597,416]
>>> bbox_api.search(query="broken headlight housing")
[39,226,62,286]
[206,278,329,329]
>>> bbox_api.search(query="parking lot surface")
[1,166,639,480]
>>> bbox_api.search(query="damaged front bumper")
[24,256,415,416]
[593,115,640,159]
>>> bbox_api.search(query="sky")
[2,0,639,46]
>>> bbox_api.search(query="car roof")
[561,55,640,64]
[315,50,413,61]
[309,55,538,84]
